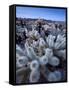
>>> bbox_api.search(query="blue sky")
[16,6,66,21]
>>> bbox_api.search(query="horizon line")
[16,16,66,22]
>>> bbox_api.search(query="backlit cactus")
[16,18,66,84]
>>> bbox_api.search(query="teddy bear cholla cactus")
[16,29,66,83]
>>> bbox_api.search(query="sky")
[16,6,66,21]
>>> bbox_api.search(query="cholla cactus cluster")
[16,20,66,84]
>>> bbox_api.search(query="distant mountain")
[16,17,65,27]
